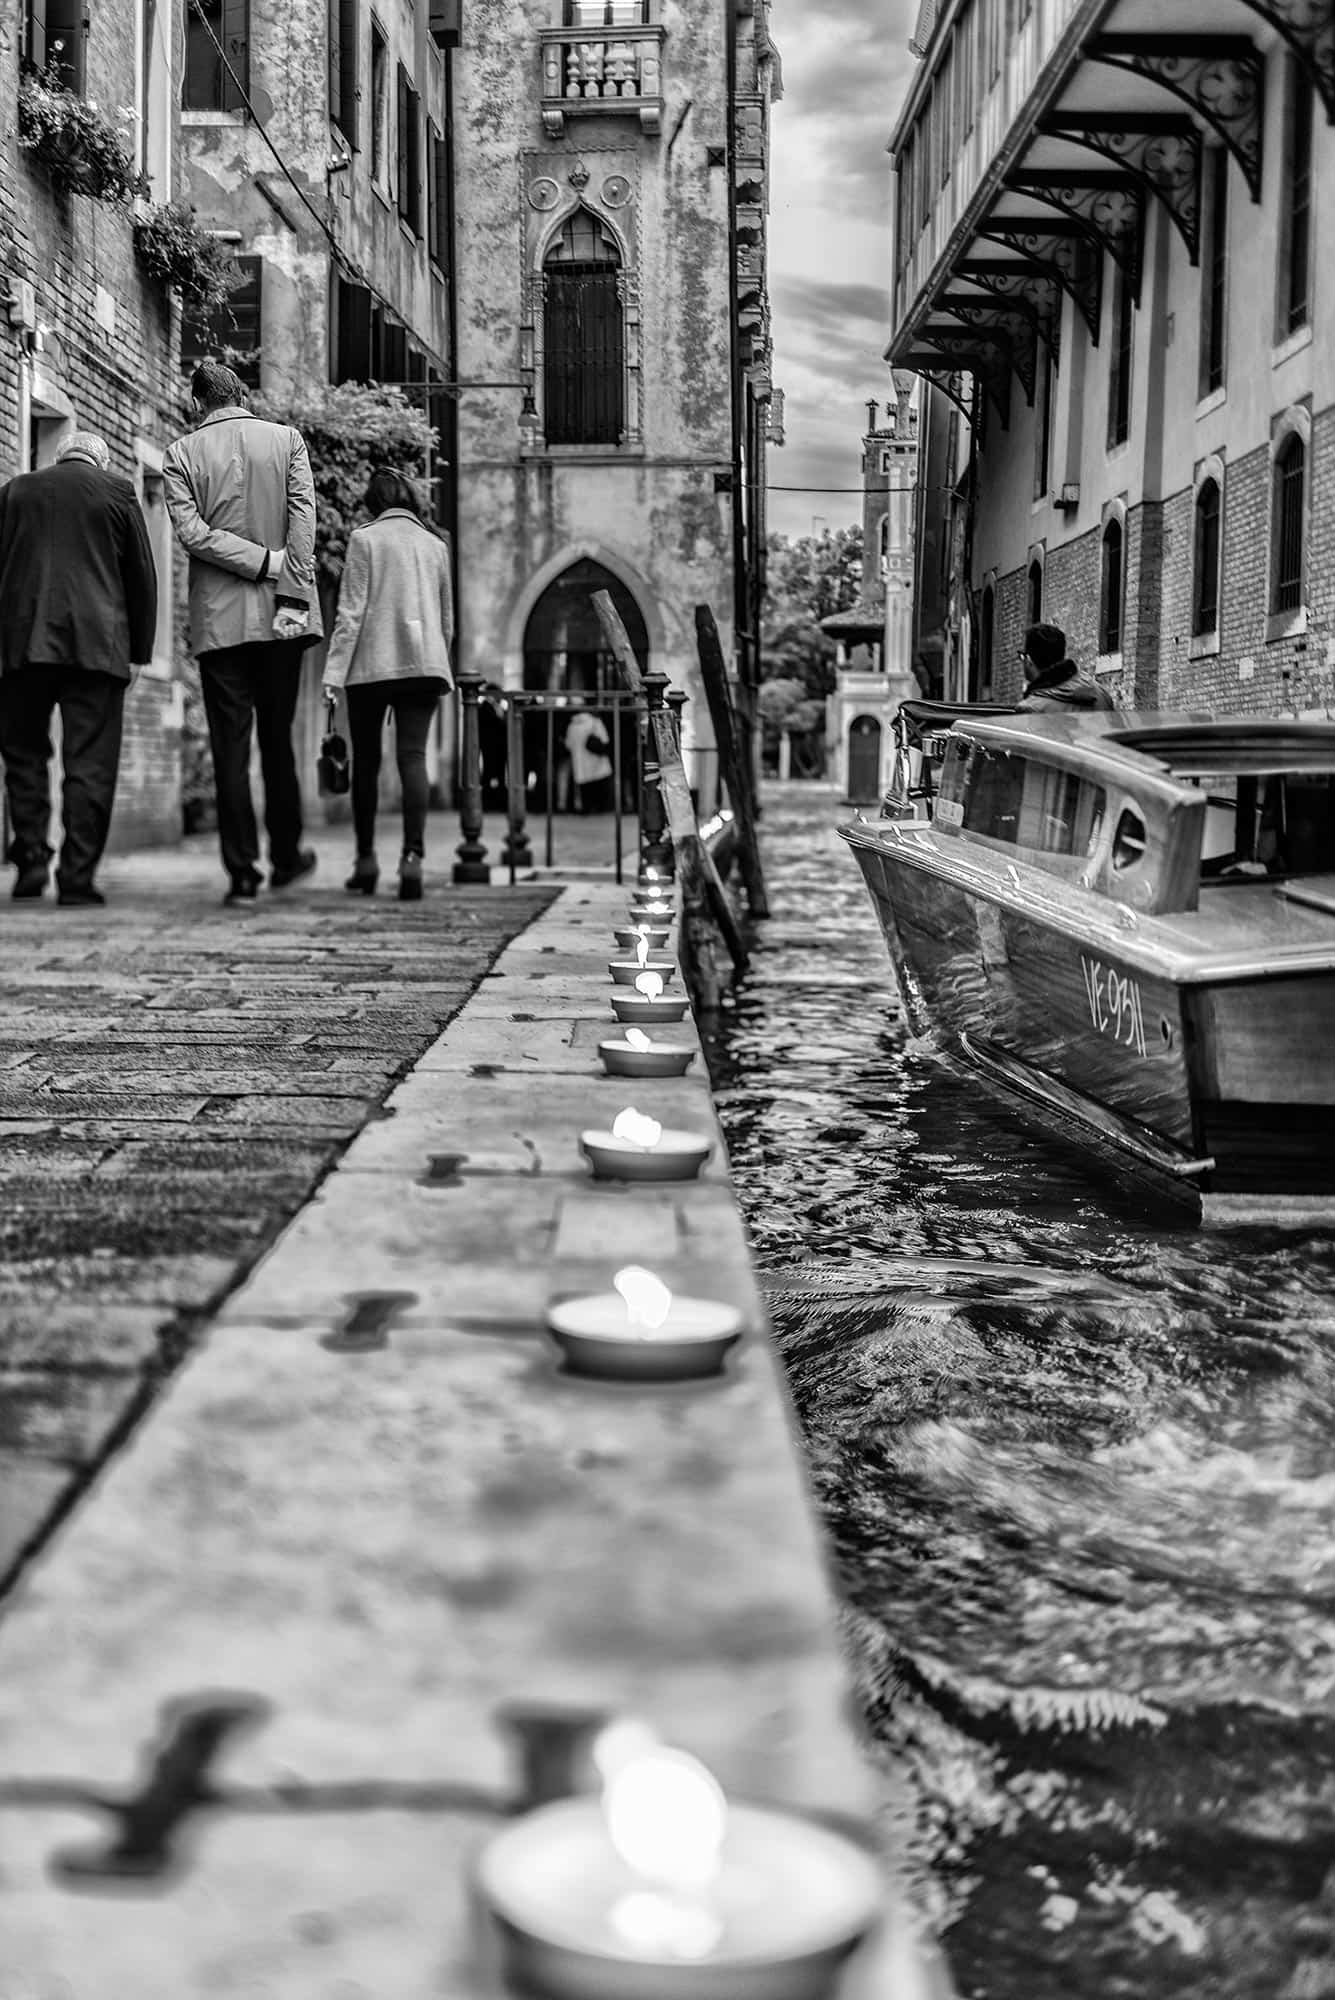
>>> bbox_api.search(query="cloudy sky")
[766,1,919,542]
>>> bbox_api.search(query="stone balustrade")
[540,23,666,136]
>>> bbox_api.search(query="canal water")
[704,782,1335,2000]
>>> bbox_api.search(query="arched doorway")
[847,715,882,805]
[521,559,649,810]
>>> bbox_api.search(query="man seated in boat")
[1017,624,1115,713]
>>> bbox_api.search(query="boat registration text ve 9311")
[1080,953,1148,1059]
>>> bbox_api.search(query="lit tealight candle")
[546,1266,742,1381]
[597,1025,696,1079]
[609,970,691,1026]
[580,1107,711,1181]
[609,942,677,987]
[477,1721,885,2000]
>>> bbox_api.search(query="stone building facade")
[887,0,1335,720]
[2,0,187,850]
[452,0,779,806]
[179,0,459,796]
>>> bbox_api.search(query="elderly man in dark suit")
[0,431,158,906]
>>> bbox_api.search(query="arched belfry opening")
[543,208,625,446]
[522,558,648,694]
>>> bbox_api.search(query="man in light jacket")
[0,431,157,906]
[164,360,323,905]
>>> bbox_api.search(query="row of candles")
[476,875,888,1999]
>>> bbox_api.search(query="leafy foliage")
[249,382,437,591]
[18,67,149,205]
[134,203,240,315]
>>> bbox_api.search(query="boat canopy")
[1108,719,1335,776]
[895,698,1017,746]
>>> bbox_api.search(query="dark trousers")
[0,664,125,890]
[198,641,305,885]
[345,678,442,858]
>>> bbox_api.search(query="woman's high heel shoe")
[398,851,423,902]
[344,852,379,894]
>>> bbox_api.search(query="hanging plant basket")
[18,68,148,205]
[133,203,241,316]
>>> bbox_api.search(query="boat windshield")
[1185,770,1335,882]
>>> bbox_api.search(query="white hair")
[56,431,111,471]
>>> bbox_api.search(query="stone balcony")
[540,23,666,137]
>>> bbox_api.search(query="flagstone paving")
[0,826,555,1590]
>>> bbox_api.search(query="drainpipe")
[725,2,747,693]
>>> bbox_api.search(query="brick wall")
[1,2,187,854]
[989,401,1335,718]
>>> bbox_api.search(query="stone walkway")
[0,823,555,1590]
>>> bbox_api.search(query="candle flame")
[612,1265,673,1332]
[611,1108,663,1150]
[624,1028,653,1052]
[634,971,664,1001]
[594,1722,726,1959]
[635,935,650,969]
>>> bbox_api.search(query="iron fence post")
[452,672,491,884]
[501,696,532,879]
[638,669,672,882]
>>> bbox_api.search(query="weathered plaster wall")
[454,0,741,764]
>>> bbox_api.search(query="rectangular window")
[1273,436,1306,613]
[333,271,373,382]
[1032,347,1051,501]
[1198,148,1228,397]
[1107,260,1132,448]
[565,1,650,20]
[182,254,262,386]
[963,748,1105,860]
[328,0,359,143]
[954,0,975,140]
[136,0,173,195]
[396,64,422,233]
[1278,61,1313,339]
[544,265,625,445]
[427,120,449,269]
[937,50,953,185]
[25,0,86,92]
[184,0,248,111]
[370,19,388,180]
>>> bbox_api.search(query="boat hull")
[845,831,1335,1200]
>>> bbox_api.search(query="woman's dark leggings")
[345,678,443,858]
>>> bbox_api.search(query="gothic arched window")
[543,210,625,446]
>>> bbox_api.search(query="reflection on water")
[704,785,1335,2000]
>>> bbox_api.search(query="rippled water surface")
[704,783,1335,2000]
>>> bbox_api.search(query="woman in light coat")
[321,469,454,899]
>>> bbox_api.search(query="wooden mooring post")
[694,602,769,919]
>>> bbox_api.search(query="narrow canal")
[705,781,1335,2000]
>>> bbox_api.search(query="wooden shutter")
[543,266,624,445]
[45,0,85,93]
[428,123,448,266]
[24,0,48,75]
[327,0,341,120]
[396,64,409,219]
[183,254,263,388]
[335,276,372,383]
[329,0,358,141]
[220,0,249,111]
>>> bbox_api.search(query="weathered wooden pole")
[693,602,769,917]
[451,672,491,884]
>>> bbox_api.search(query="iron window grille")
[1192,480,1221,636]
[1100,519,1124,655]
[542,213,625,446]
[1272,434,1306,613]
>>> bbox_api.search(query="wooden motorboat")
[840,709,1335,1205]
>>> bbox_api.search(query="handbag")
[317,694,350,795]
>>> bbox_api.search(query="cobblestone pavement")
[0,825,554,1592]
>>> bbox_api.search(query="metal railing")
[452,672,682,886]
